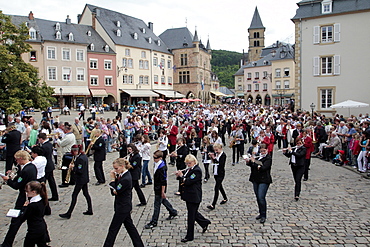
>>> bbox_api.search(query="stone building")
[159,27,218,103]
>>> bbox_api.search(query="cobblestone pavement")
[1,111,370,246]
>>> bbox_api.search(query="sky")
[2,0,299,53]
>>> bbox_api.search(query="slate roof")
[292,0,370,20]
[159,27,194,50]
[249,7,265,30]
[10,15,88,45]
[219,86,234,95]
[245,43,294,68]
[234,66,246,76]
[74,25,115,54]
[86,4,171,54]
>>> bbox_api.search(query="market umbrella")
[178,98,190,103]
[156,99,166,102]
[166,99,175,103]
[193,98,201,102]
[330,100,369,116]
[137,100,148,104]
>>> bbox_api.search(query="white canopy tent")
[330,100,369,116]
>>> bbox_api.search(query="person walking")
[2,123,21,172]
[139,135,152,188]
[175,154,211,243]
[20,181,49,247]
[283,137,307,201]
[91,129,106,185]
[144,150,178,229]
[0,150,37,247]
[207,143,228,210]
[127,144,147,206]
[59,145,93,219]
[103,158,144,247]
[244,144,272,224]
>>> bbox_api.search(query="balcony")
[247,78,251,80]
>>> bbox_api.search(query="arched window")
[56,31,61,40]
[68,32,74,41]
[148,37,152,43]
[104,45,109,52]
[90,43,94,51]
[157,40,161,46]
[29,27,36,40]
[87,30,91,36]
[117,29,121,37]
[133,33,138,40]
[55,22,61,31]
[116,21,121,27]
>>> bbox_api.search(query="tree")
[0,11,55,118]
[211,50,242,89]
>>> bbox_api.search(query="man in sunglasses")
[144,150,178,229]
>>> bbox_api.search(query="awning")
[121,89,159,97]
[153,90,185,98]
[210,91,227,97]
[52,86,90,96]
[90,89,108,97]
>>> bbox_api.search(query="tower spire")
[249,6,264,30]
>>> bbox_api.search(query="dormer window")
[104,45,109,52]
[55,22,61,31]
[142,28,146,34]
[133,32,138,40]
[148,37,152,44]
[90,43,94,51]
[116,21,121,27]
[29,27,36,40]
[263,60,268,65]
[56,31,61,40]
[117,29,121,37]
[322,0,332,14]
[68,32,74,41]
[87,30,91,36]
[157,40,161,46]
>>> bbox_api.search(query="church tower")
[248,7,265,63]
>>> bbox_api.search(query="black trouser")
[211,175,227,206]
[45,171,58,199]
[132,180,146,204]
[291,165,305,198]
[5,155,16,173]
[323,147,334,160]
[79,111,85,120]
[169,143,176,165]
[66,183,92,215]
[185,202,210,241]
[161,150,168,164]
[203,163,210,180]
[24,232,48,247]
[94,160,105,183]
[304,159,311,180]
[232,143,243,163]
[276,136,283,149]
[220,133,226,146]
[2,216,23,247]
[103,212,144,247]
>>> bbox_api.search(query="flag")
[159,63,163,70]
[173,65,176,72]
[201,79,204,90]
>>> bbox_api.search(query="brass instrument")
[65,156,75,184]
[229,136,236,148]
[122,152,132,161]
[8,165,18,180]
[277,146,297,152]
[85,134,101,155]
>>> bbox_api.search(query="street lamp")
[310,102,315,117]
[59,88,63,114]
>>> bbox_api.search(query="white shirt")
[30,194,42,203]
[33,156,47,179]
[158,136,168,151]
[140,143,151,161]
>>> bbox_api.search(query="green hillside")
[211,50,242,89]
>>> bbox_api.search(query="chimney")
[95,8,100,17]
[148,22,153,31]
[77,14,81,23]
[66,15,71,25]
[28,11,34,20]
[92,12,96,30]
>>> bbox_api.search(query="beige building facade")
[292,0,370,115]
